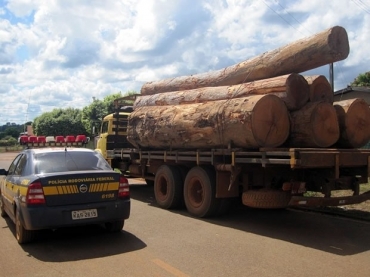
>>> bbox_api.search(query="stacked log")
[134,73,310,111]
[128,95,290,149]
[141,26,349,95]
[287,102,339,148]
[127,26,370,150]
[334,99,370,148]
[304,75,333,103]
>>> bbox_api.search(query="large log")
[141,26,349,95]
[304,75,333,103]
[135,73,309,111]
[128,95,290,149]
[287,102,339,148]
[334,98,370,148]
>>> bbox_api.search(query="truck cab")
[95,95,137,163]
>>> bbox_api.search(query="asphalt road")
[1,152,370,277]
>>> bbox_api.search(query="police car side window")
[14,155,28,176]
[7,154,22,175]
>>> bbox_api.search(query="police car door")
[3,154,23,217]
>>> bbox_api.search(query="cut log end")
[251,95,290,147]
[335,99,370,148]
[328,26,350,61]
[285,73,309,110]
[288,102,339,148]
[305,75,333,103]
[311,103,340,147]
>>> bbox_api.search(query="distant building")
[26,125,34,136]
[334,86,370,104]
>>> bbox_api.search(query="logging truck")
[95,26,370,217]
[93,94,370,218]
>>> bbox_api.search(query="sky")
[0,0,369,126]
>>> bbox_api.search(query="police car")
[0,147,130,244]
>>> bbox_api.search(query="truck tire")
[154,165,183,209]
[242,189,291,209]
[15,209,36,244]
[184,166,220,218]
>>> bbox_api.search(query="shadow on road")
[129,182,370,256]
[4,217,146,262]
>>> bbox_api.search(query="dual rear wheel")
[154,165,229,218]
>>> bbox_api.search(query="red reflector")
[26,181,46,205]
[118,176,130,198]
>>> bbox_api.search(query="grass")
[0,145,24,152]
[302,183,370,221]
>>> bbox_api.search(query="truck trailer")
[94,95,370,218]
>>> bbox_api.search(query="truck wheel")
[15,209,36,244]
[242,189,291,209]
[184,166,220,218]
[0,195,8,218]
[105,220,124,232]
[154,165,183,209]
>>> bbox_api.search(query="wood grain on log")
[304,75,333,103]
[128,95,290,150]
[287,102,339,148]
[135,73,309,111]
[334,98,370,148]
[141,26,349,95]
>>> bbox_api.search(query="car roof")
[23,147,95,155]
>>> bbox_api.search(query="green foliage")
[351,71,370,87]
[0,125,23,135]
[4,127,21,139]
[81,100,107,135]
[104,92,123,114]
[81,91,137,135]
[3,90,138,137]
[0,137,17,146]
[33,108,86,136]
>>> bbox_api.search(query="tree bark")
[287,102,339,148]
[334,98,370,148]
[141,26,349,95]
[128,95,290,150]
[304,75,333,103]
[135,73,309,111]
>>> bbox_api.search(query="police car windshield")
[35,151,112,174]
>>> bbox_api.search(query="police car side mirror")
[0,169,8,176]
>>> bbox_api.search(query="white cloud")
[0,0,370,126]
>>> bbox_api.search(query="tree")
[81,99,107,135]
[33,108,86,136]
[4,127,20,139]
[81,91,137,135]
[351,71,370,87]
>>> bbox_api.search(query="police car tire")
[105,220,124,232]
[0,196,8,218]
[16,210,36,244]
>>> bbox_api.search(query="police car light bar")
[19,135,90,148]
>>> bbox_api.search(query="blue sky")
[0,0,369,125]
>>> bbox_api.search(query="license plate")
[72,209,98,220]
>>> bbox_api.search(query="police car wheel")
[15,210,36,244]
[105,220,124,232]
[0,196,7,218]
